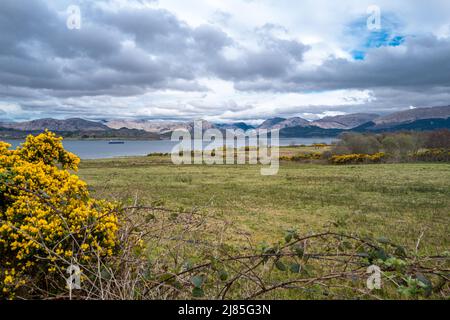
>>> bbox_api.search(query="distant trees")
[424,129,450,149]
[381,133,423,161]
[329,130,450,164]
[333,132,381,155]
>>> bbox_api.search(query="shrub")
[413,148,450,162]
[147,152,169,157]
[381,133,423,161]
[330,152,386,165]
[312,143,328,148]
[334,133,381,155]
[280,152,323,162]
[0,131,119,298]
[330,131,450,164]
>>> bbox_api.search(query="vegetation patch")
[330,153,386,165]
[0,131,119,299]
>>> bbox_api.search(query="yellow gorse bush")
[0,131,119,298]
[312,143,329,148]
[330,152,385,165]
[413,148,450,162]
[280,152,323,162]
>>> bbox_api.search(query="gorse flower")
[0,131,119,298]
[330,152,385,165]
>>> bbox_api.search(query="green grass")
[78,154,450,255]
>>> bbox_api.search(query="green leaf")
[284,229,298,243]
[292,244,304,258]
[416,273,432,297]
[183,259,193,269]
[275,260,287,272]
[218,270,228,281]
[172,281,183,290]
[263,247,276,255]
[192,287,204,298]
[285,233,293,243]
[394,245,407,258]
[301,265,314,276]
[357,251,370,259]
[370,248,388,262]
[377,237,390,244]
[290,263,301,273]
[191,275,204,288]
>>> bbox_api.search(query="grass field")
[78,150,450,256]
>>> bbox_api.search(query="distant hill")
[373,106,450,127]
[0,118,109,132]
[279,125,343,137]
[269,117,310,130]
[1,105,449,139]
[257,117,286,129]
[257,114,377,131]
[105,119,256,134]
[0,127,161,140]
[312,113,379,129]
[104,119,189,134]
[0,118,161,140]
[215,122,255,131]
[354,117,450,132]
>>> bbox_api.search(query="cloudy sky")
[1,0,450,123]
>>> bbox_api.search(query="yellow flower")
[4,275,14,285]
[0,131,119,298]
[64,250,73,258]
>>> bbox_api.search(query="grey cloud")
[0,0,312,101]
[193,25,233,52]
[97,7,192,54]
[235,34,450,92]
[214,51,291,79]
[0,1,209,97]
[211,31,310,80]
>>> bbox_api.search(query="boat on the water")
[108,140,125,145]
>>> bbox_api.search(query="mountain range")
[1,105,449,139]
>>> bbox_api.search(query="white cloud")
[0,103,24,115]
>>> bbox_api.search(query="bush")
[147,152,169,157]
[312,143,329,148]
[330,131,450,164]
[330,152,386,165]
[334,133,381,155]
[381,133,423,161]
[413,148,450,162]
[0,131,119,298]
[280,152,323,162]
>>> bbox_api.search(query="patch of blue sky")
[346,13,406,60]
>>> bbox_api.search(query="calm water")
[4,137,337,159]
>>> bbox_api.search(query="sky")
[1,0,450,124]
